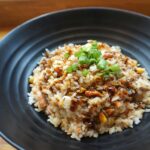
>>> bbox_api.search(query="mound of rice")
[28,40,150,140]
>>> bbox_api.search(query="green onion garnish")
[82,69,89,76]
[64,53,70,59]
[66,41,122,79]
[109,64,121,73]
[89,58,97,64]
[66,64,78,73]
[78,55,89,65]
[97,59,107,70]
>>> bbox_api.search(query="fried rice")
[28,40,150,140]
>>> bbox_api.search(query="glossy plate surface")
[0,8,150,150]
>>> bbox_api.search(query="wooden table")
[0,28,11,40]
[0,138,16,150]
[0,1,150,148]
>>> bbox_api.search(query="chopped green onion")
[82,69,89,76]
[88,49,101,59]
[64,53,70,59]
[81,43,92,52]
[66,66,73,73]
[71,64,78,71]
[109,64,121,73]
[78,55,89,64]
[66,64,78,73]
[68,41,122,79]
[89,58,97,64]
[75,50,84,58]
[91,40,98,49]
[75,42,101,66]
[97,59,107,70]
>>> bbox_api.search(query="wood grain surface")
[0,28,11,39]
[0,0,150,149]
[0,0,150,27]
[0,138,16,150]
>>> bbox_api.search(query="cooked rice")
[28,40,150,140]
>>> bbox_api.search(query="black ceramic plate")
[0,8,150,150]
